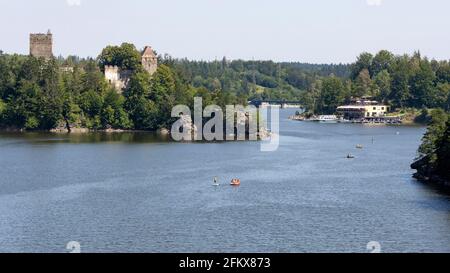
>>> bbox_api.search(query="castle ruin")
[104,65,132,91]
[141,46,158,75]
[30,30,53,59]
[105,46,158,93]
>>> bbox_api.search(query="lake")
[0,109,449,253]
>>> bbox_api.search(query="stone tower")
[30,30,53,59]
[141,46,157,75]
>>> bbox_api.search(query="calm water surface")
[1,110,449,253]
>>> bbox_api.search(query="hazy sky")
[1,0,449,63]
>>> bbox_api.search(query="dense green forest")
[0,44,449,131]
[413,109,450,181]
[166,50,449,114]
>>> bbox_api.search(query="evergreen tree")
[418,109,448,165]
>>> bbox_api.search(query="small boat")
[356,144,363,149]
[213,177,220,186]
[230,179,241,186]
[347,154,355,159]
[318,115,339,123]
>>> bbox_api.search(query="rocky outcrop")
[411,156,450,189]
[50,127,89,133]
[157,128,170,135]
[43,113,271,141]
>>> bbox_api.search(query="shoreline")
[0,127,272,141]
[413,173,450,192]
[411,157,450,192]
[288,116,424,126]
[0,127,158,134]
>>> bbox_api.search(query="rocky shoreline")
[411,157,450,191]
[2,126,272,141]
[412,172,450,189]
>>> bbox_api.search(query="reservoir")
[0,110,449,253]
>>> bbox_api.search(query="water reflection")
[0,131,171,145]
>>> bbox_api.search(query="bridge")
[249,100,304,109]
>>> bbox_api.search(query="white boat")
[213,177,220,186]
[318,115,339,123]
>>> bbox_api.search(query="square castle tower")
[30,30,53,59]
[141,46,158,75]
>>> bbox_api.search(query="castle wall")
[105,46,158,93]
[105,65,131,92]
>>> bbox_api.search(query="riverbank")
[49,127,160,134]
[1,126,272,140]
[0,126,151,134]
[289,108,430,125]
[411,157,450,191]
[289,115,404,125]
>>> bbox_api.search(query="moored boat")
[318,115,339,123]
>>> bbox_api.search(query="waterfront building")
[337,98,390,120]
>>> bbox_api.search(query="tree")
[7,81,41,129]
[351,52,373,79]
[436,61,450,83]
[317,77,346,114]
[410,59,437,108]
[353,69,374,97]
[418,109,448,164]
[0,99,5,115]
[373,70,391,103]
[101,90,132,129]
[390,55,413,108]
[81,61,109,95]
[124,71,158,130]
[447,90,450,111]
[150,65,177,128]
[371,50,394,77]
[124,71,151,99]
[98,43,142,71]
[79,90,103,118]
[38,59,64,130]
[18,57,42,82]
[436,120,450,179]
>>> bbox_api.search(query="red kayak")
[230,179,241,186]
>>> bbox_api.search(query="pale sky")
[0,0,449,63]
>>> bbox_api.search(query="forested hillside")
[0,45,449,131]
[161,50,449,114]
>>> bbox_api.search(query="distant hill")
[163,57,351,102]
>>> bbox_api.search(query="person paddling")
[213,177,219,186]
